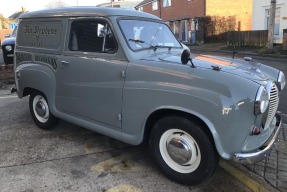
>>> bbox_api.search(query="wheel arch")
[143,107,230,159]
[23,87,42,97]
[16,64,57,112]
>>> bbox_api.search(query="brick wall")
[0,64,14,82]
[140,0,205,41]
[206,0,253,31]
[140,0,252,34]
[142,0,205,21]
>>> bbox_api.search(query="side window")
[69,20,117,53]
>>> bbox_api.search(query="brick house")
[135,0,253,42]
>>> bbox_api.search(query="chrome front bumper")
[233,114,283,164]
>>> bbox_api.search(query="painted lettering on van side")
[15,52,33,66]
[35,54,58,70]
[24,26,57,41]
[18,21,62,49]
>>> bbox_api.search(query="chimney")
[21,6,27,13]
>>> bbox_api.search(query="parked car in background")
[14,7,285,185]
[1,26,17,65]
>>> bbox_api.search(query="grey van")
[14,7,285,185]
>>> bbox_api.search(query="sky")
[0,0,110,18]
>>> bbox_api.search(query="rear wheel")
[29,91,59,130]
[149,116,218,185]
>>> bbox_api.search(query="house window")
[265,8,281,35]
[138,6,143,11]
[163,0,171,7]
[173,21,179,38]
[152,1,158,11]
[181,20,188,42]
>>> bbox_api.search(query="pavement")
[187,43,287,59]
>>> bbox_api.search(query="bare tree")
[266,0,276,52]
[46,0,67,8]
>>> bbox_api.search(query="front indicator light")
[252,127,261,135]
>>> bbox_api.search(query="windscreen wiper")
[129,38,157,50]
[128,39,145,43]
[152,45,172,51]
[128,39,172,51]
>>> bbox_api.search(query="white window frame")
[163,0,171,7]
[138,6,143,12]
[152,1,158,11]
[265,7,281,36]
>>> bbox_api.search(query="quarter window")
[69,20,117,53]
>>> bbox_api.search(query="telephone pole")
[266,0,276,52]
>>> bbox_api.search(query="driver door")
[55,18,127,128]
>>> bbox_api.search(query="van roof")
[20,7,161,20]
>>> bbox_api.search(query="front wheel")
[149,116,218,185]
[29,91,59,130]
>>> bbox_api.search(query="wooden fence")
[227,30,268,47]
[0,29,13,44]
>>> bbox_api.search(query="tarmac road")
[0,96,253,192]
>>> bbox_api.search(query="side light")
[277,71,286,91]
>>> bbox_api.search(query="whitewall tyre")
[29,91,59,130]
[149,116,218,185]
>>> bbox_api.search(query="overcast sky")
[0,0,110,18]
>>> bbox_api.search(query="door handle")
[61,61,69,69]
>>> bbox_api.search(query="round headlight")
[277,71,286,91]
[254,86,269,115]
[5,45,12,52]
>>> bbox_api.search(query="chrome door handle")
[61,61,69,69]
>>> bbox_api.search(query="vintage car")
[14,7,285,185]
[1,26,17,65]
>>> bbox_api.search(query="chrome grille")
[264,83,279,128]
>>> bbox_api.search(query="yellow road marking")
[219,160,269,192]
[106,184,142,192]
[91,151,152,173]
[84,137,129,154]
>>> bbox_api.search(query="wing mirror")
[97,24,107,38]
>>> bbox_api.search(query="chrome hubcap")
[159,129,201,173]
[32,95,49,123]
[35,101,47,117]
[167,137,192,165]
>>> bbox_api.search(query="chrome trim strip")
[233,114,282,164]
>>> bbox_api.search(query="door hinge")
[121,70,126,78]
[118,114,122,121]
